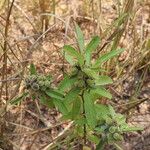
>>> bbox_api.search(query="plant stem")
[96,136,107,150]
[81,90,86,144]
[0,0,15,101]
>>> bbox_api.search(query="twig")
[0,78,21,83]
[0,0,15,101]
[42,122,73,150]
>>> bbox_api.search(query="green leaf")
[95,104,110,119]
[64,87,81,104]
[75,22,85,53]
[93,49,124,68]
[53,99,68,115]
[39,94,54,108]
[83,68,99,79]
[75,116,87,125]
[121,126,143,132]
[95,76,113,85]
[87,134,99,144]
[85,36,100,65]
[96,138,107,150]
[63,45,84,65]
[30,63,37,75]
[84,91,97,128]
[91,87,112,99]
[10,92,28,105]
[45,89,64,100]
[71,97,81,119]
[108,105,116,118]
[64,52,75,65]
[58,75,77,91]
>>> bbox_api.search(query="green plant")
[95,105,142,150]
[57,23,142,149]
[11,63,68,115]
[10,23,142,149]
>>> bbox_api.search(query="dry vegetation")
[0,0,150,150]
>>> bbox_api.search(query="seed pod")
[41,86,47,91]
[78,80,85,88]
[71,68,78,77]
[113,133,123,141]
[30,75,37,81]
[31,83,39,91]
[109,126,116,133]
[44,81,50,87]
[38,81,44,87]
[87,79,95,87]
[38,75,44,80]
[105,117,113,125]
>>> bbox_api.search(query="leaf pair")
[64,23,100,66]
[64,23,124,69]
[45,89,68,115]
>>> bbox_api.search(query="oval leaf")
[53,99,68,115]
[63,45,84,65]
[39,94,54,108]
[75,22,85,53]
[84,91,97,128]
[93,49,124,68]
[58,75,77,91]
[85,36,100,65]
[95,76,113,85]
[64,87,81,104]
[45,89,64,100]
[91,87,112,99]
[71,97,81,119]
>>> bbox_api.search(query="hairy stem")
[81,90,86,145]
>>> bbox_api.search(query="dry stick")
[96,0,102,35]
[0,1,15,146]
[6,121,65,136]
[111,0,134,51]
[121,98,149,114]
[29,24,56,51]
[91,0,95,34]
[94,0,135,57]
[39,0,50,35]
[52,0,56,24]
[93,27,124,57]
[6,121,33,131]
[0,0,15,101]
[114,50,149,85]
[11,0,37,32]
[0,29,22,64]
[42,122,73,150]
[25,109,52,127]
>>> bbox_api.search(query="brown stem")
[0,0,15,101]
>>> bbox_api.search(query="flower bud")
[31,83,39,91]
[109,126,116,133]
[113,133,123,141]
